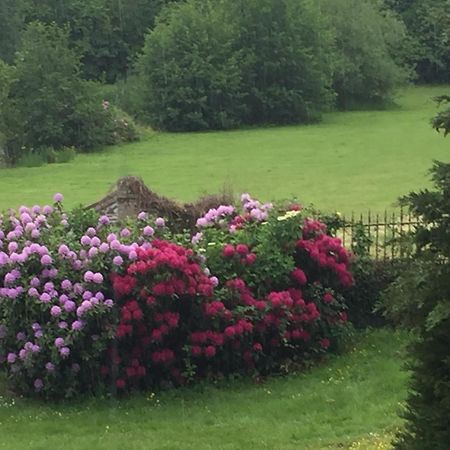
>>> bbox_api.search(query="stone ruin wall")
[87,176,234,231]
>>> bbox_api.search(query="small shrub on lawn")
[0,194,353,398]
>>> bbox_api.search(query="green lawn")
[0,85,449,214]
[0,329,407,450]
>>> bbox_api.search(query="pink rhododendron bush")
[0,193,353,398]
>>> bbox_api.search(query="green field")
[0,329,407,450]
[0,86,449,214]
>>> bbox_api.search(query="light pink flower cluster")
[240,193,273,222]
[196,205,235,228]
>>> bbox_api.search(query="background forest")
[1,0,450,165]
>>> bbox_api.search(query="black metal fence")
[335,208,421,262]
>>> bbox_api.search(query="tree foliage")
[381,106,450,448]
[385,0,450,83]
[2,0,444,135]
[19,0,178,82]
[138,0,247,131]
[138,0,334,131]
[322,0,411,109]
[231,0,334,124]
[0,0,25,63]
[0,22,137,166]
[432,95,450,136]
[382,161,450,449]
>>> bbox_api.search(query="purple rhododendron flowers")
[40,293,51,303]
[72,320,84,331]
[28,288,39,297]
[110,239,121,250]
[113,256,123,266]
[155,217,165,227]
[50,306,62,317]
[60,347,70,358]
[16,332,26,341]
[30,277,40,287]
[58,244,70,255]
[54,337,65,348]
[196,205,235,228]
[99,215,110,226]
[191,232,203,245]
[64,300,76,312]
[83,271,94,282]
[61,279,72,290]
[40,254,52,265]
[120,228,131,237]
[86,227,96,237]
[80,235,91,246]
[143,226,154,236]
[92,273,104,284]
[99,242,109,253]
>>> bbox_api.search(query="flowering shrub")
[105,240,216,390]
[0,192,353,397]
[0,195,170,397]
[188,194,353,375]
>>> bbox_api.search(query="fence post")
[342,213,347,248]
[400,206,404,259]
[383,210,388,263]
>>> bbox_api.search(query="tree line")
[1,0,449,164]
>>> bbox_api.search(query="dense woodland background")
[1,0,450,165]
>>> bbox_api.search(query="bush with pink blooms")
[0,195,171,397]
[188,194,352,373]
[0,192,353,397]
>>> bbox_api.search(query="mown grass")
[0,329,408,450]
[0,85,449,214]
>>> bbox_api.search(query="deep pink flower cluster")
[222,278,332,352]
[105,240,217,390]
[106,230,349,391]
[222,243,257,265]
[296,219,353,287]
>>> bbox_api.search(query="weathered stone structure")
[87,176,234,231]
